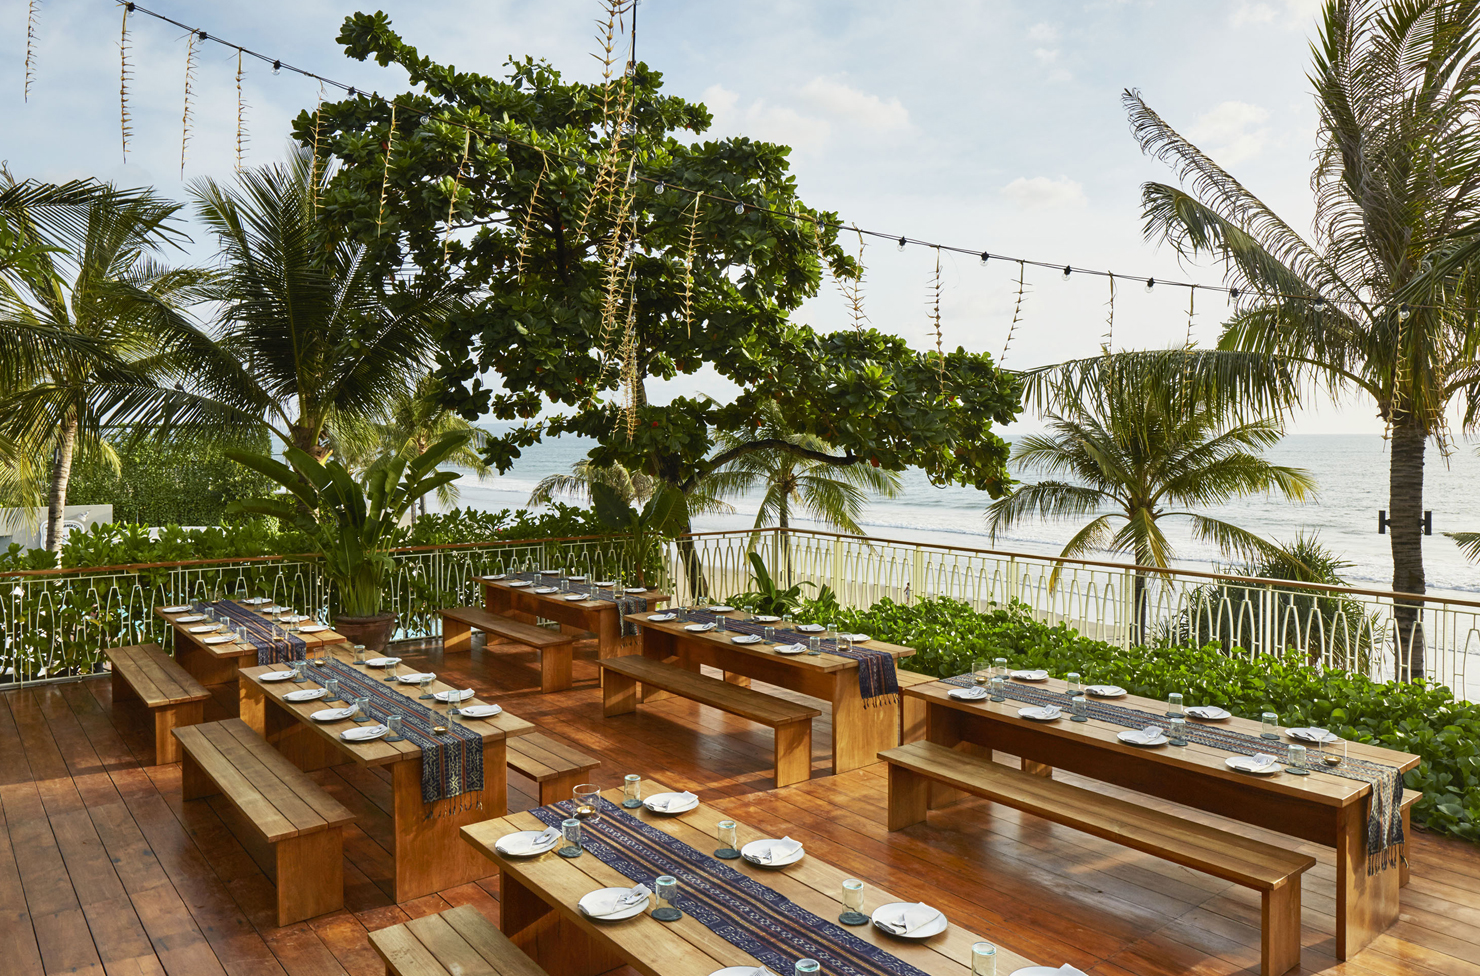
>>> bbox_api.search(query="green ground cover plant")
[793,595,1480,845]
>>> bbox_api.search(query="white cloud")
[701,78,907,154]
[1231,0,1322,29]
[1000,175,1087,210]
[1188,100,1271,165]
[798,77,910,131]
[1028,22,1061,43]
[1033,47,1059,65]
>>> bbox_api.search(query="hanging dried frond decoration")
[442,129,472,263]
[234,49,247,172]
[180,30,200,177]
[619,282,641,440]
[1001,260,1028,365]
[309,84,325,213]
[119,4,132,162]
[591,157,641,392]
[376,103,397,235]
[837,226,869,334]
[515,150,550,280]
[928,247,945,391]
[680,192,703,337]
[1102,273,1116,354]
[1180,284,1197,396]
[24,0,39,102]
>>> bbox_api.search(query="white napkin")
[753,836,802,863]
[731,634,763,644]
[842,633,870,642]
[647,612,677,621]
[1186,706,1223,718]
[1055,967,1090,976]
[948,686,989,700]
[796,624,824,633]
[435,688,475,702]
[650,791,697,811]
[584,884,652,917]
[1134,724,1164,742]
[500,827,561,854]
[684,622,717,632]
[773,642,808,654]
[1023,705,1061,720]
[1249,752,1279,768]
[876,902,943,935]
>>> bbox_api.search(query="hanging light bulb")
[628,171,638,185]
[576,161,587,176]
[1145,277,1156,292]
[980,252,990,266]
[498,138,509,152]
[1399,303,1412,321]
[735,202,745,214]
[197,30,207,41]
[348,87,357,97]
[1062,265,1072,279]
[654,182,665,195]
[272,60,281,75]
[897,236,907,251]
[1313,295,1325,307]
[1230,287,1240,300]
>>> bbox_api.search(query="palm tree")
[988,350,1317,640]
[338,374,493,516]
[528,460,661,509]
[1124,1,1480,676]
[188,148,464,460]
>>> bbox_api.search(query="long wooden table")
[905,677,1421,961]
[155,604,346,687]
[462,778,1042,976]
[629,612,914,774]
[479,577,668,665]
[237,644,535,901]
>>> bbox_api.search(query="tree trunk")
[45,414,80,552]
[778,499,793,587]
[1389,417,1426,681]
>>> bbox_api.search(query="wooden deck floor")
[1,633,1477,975]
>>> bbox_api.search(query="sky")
[0,0,1386,434]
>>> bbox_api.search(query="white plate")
[948,686,989,700]
[174,614,207,624]
[1226,755,1282,775]
[259,605,286,613]
[298,624,328,633]
[341,724,388,741]
[577,887,650,920]
[279,614,310,623]
[643,792,700,814]
[1018,706,1062,722]
[625,587,647,593]
[774,643,808,655]
[259,670,297,682]
[1009,669,1049,681]
[202,634,237,645]
[731,634,764,644]
[1288,727,1339,744]
[241,597,272,605]
[740,839,804,867]
[482,574,508,581]
[434,689,475,702]
[1086,685,1127,698]
[187,624,218,633]
[1009,969,1081,976]
[753,615,781,623]
[160,605,192,614]
[457,704,503,718]
[533,587,559,594]
[707,605,734,613]
[310,706,358,721]
[711,968,774,976]
[684,623,716,632]
[494,830,560,857]
[795,624,825,633]
[567,575,587,582]
[842,634,871,643]
[507,580,532,587]
[364,657,402,667]
[871,902,948,939]
[285,688,327,702]
[398,672,436,684]
[593,580,616,587]
[563,593,588,601]
[646,613,677,622]
[1186,705,1232,720]
[1118,729,1168,747]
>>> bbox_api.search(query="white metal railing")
[663,527,1479,702]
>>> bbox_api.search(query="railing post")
[911,547,924,606]
[832,536,843,605]
[1122,567,1135,651]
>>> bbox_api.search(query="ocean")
[442,429,1480,601]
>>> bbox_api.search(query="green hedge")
[67,434,278,527]
[798,596,1480,846]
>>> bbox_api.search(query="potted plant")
[225,434,468,652]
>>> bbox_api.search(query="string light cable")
[106,2,1454,316]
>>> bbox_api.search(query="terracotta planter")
[333,612,397,654]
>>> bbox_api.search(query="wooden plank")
[172,724,300,841]
[506,734,599,781]
[213,717,356,829]
[371,922,458,975]
[439,903,552,976]
[598,657,820,725]
[403,911,499,975]
[439,607,575,648]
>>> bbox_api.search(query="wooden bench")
[506,732,601,805]
[106,642,211,764]
[440,606,577,693]
[882,741,1315,976]
[370,903,549,976]
[599,655,820,788]
[174,718,355,927]
[896,669,936,744]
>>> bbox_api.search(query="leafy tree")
[1124,0,1480,676]
[988,350,1316,638]
[302,13,1021,516]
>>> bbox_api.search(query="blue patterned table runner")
[504,571,650,637]
[196,599,306,666]
[530,799,933,976]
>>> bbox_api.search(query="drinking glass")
[352,643,367,665]
[419,673,436,700]
[795,961,820,976]
[971,942,997,976]
[1066,672,1081,696]
[560,578,570,594]
[653,875,681,921]
[1323,735,1347,768]
[993,657,1008,679]
[675,606,689,623]
[383,658,399,682]
[715,819,740,859]
[762,626,776,643]
[291,661,307,683]
[839,879,867,925]
[807,636,822,656]
[558,818,582,858]
[989,675,1006,702]
[826,621,839,640]
[1167,692,1184,718]
[623,774,643,808]
[1311,727,1332,765]
[1286,742,1310,775]
[716,615,728,632]
[1071,695,1088,722]
[352,696,371,723]
[324,677,340,703]
[573,784,601,820]
[1261,711,1280,740]
[973,659,991,686]
[781,613,794,631]
[837,633,853,652]
[447,698,463,724]
[385,714,405,742]
[1168,717,1187,746]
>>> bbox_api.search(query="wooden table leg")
[830,673,899,774]
[499,870,623,976]
[258,695,340,772]
[391,740,506,902]
[925,701,987,808]
[238,678,266,735]
[638,627,678,704]
[175,640,240,687]
[1335,798,1401,959]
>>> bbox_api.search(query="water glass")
[1071,695,1088,722]
[762,626,776,643]
[559,818,582,858]
[560,578,570,593]
[1066,672,1081,696]
[653,875,681,920]
[839,878,867,925]
[1167,692,1184,718]
[826,621,840,639]
[715,819,740,858]
[781,613,794,629]
[623,774,643,808]
[971,942,997,976]
[1287,742,1310,774]
[353,696,371,723]
[419,673,435,699]
[795,960,820,976]
[1261,711,1280,739]
[385,714,405,742]
[1168,717,1187,746]
[973,658,991,686]
[808,636,822,655]
[383,658,399,682]
[675,606,688,623]
[352,643,367,665]
[994,657,1008,678]
[324,677,340,703]
[447,698,463,724]
[717,615,728,632]
[989,675,1006,702]
[573,783,601,820]
[291,661,307,683]
[837,633,853,652]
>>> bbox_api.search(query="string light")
[271,60,280,75]
[1146,277,1156,292]
[654,181,664,195]
[1400,304,1412,321]
[980,252,989,265]
[734,202,744,214]
[897,236,906,251]
[1062,265,1072,279]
